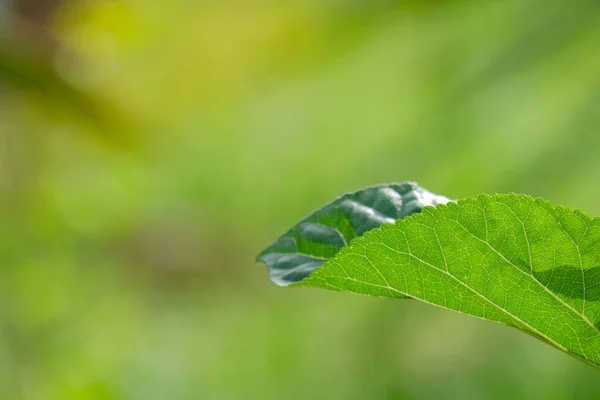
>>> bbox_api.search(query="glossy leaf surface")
[257,182,450,286]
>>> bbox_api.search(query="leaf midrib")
[314,260,571,355]
[371,236,572,356]
[454,204,600,337]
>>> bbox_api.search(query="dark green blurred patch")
[0,15,138,147]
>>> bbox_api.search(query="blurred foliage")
[2,0,600,399]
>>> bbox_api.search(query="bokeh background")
[2,0,600,398]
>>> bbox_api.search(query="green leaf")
[257,182,451,286]
[301,194,600,367]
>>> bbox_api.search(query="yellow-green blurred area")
[2,0,600,398]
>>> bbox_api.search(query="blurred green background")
[2,0,600,398]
